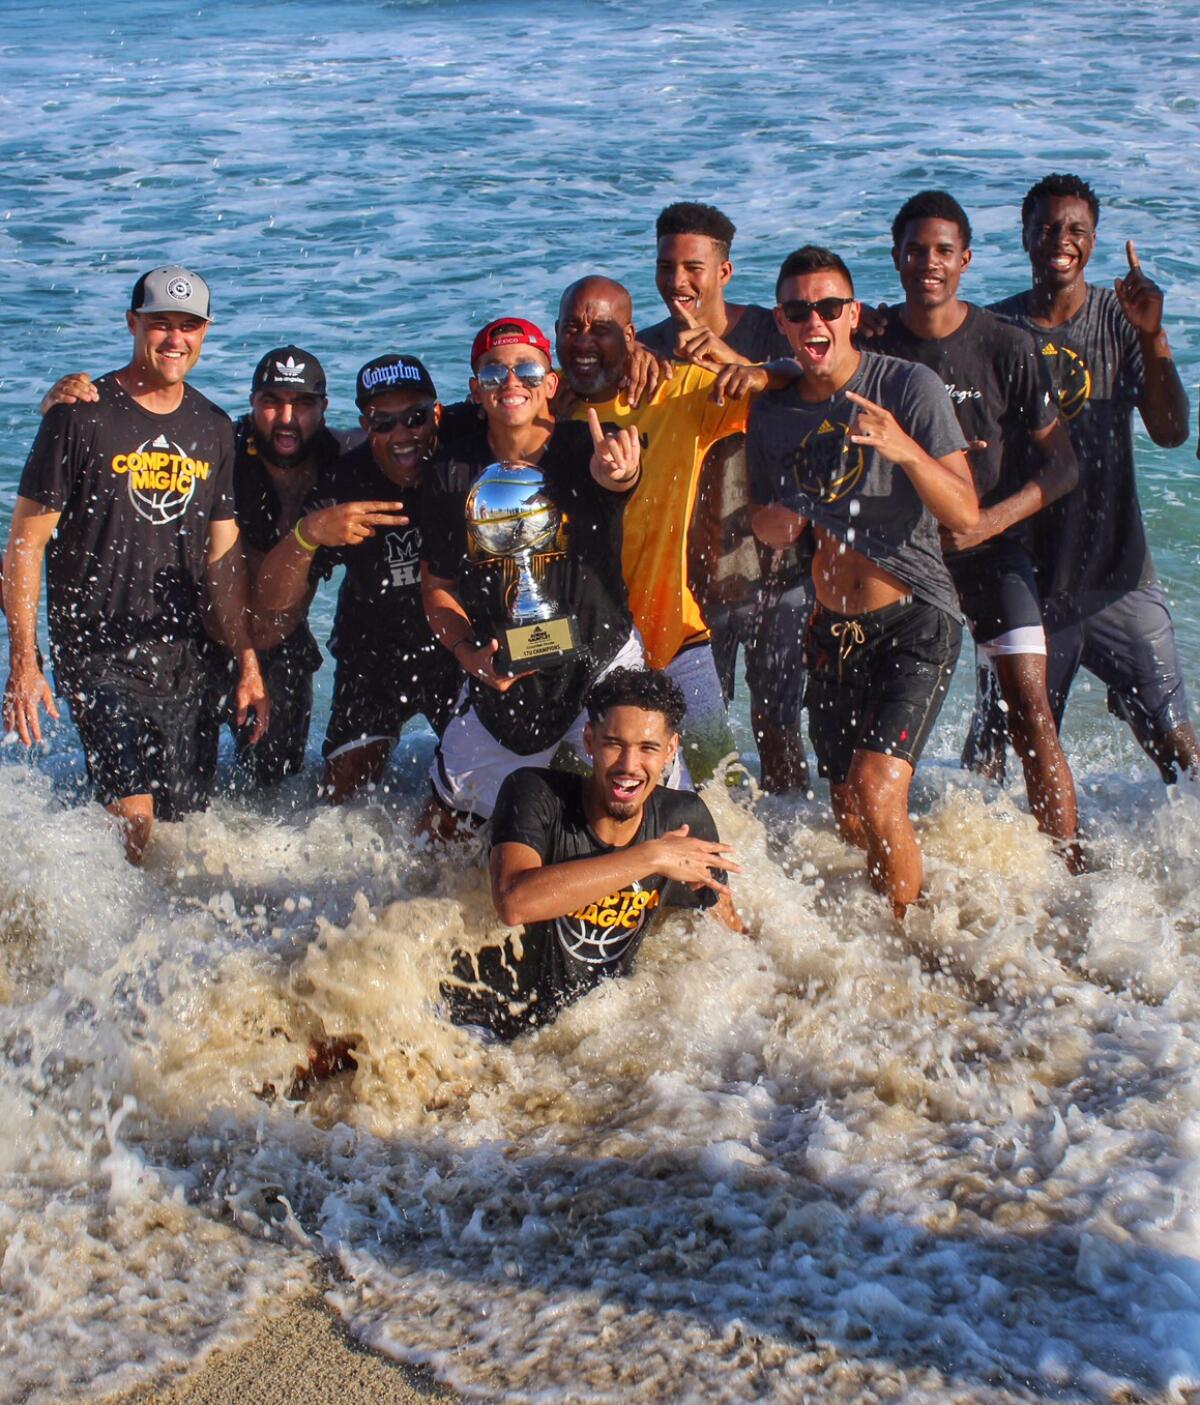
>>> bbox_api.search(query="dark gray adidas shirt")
[746,351,968,619]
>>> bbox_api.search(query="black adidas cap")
[251,345,327,397]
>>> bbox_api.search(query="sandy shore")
[103,1296,462,1405]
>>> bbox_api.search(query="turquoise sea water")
[1,4,1200,1402]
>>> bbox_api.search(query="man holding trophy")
[421,317,643,829]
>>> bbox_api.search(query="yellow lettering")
[111,454,129,474]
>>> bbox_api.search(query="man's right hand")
[644,823,740,894]
[40,373,98,416]
[456,639,534,693]
[620,343,671,408]
[2,662,59,746]
[855,303,890,342]
[299,501,408,548]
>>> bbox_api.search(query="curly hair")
[1021,173,1100,226]
[891,190,972,248]
[655,202,736,259]
[585,667,687,731]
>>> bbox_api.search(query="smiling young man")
[969,173,1197,783]
[2,266,268,862]
[634,202,811,793]
[874,191,1082,866]
[442,667,741,1038]
[748,246,977,919]
[420,317,642,828]
[255,354,461,803]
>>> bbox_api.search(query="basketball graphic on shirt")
[555,881,661,966]
[793,417,865,502]
[1040,341,1092,421]
[113,433,209,524]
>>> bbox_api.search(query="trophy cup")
[465,461,581,671]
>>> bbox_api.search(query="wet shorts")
[67,675,216,820]
[948,538,1045,658]
[323,645,461,760]
[1043,583,1192,769]
[804,598,962,784]
[709,579,813,727]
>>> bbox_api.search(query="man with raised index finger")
[748,245,977,920]
[968,173,1196,783]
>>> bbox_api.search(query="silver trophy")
[465,461,580,670]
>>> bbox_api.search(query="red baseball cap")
[470,316,552,369]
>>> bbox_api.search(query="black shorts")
[947,538,1044,652]
[709,579,813,728]
[804,598,962,784]
[67,674,217,820]
[208,628,322,787]
[322,646,461,760]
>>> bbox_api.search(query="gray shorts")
[709,580,812,728]
[1043,583,1191,748]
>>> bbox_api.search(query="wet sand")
[104,1296,462,1405]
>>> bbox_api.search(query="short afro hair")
[655,202,736,259]
[775,245,854,301]
[585,667,686,732]
[1021,173,1100,227]
[891,190,972,248]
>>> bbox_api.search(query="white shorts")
[979,624,1047,662]
[431,631,645,820]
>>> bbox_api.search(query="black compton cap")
[251,346,327,397]
[355,354,437,408]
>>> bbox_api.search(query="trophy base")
[498,614,581,673]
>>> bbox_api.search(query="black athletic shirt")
[421,417,633,754]
[305,440,439,672]
[990,285,1152,596]
[747,351,967,618]
[233,416,342,556]
[874,304,1056,557]
[18,372,235,693]
[491,767,720,995]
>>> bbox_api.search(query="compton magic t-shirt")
[18,372,235,693]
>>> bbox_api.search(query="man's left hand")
[235,660,271,744]
[620,343,670,408]
[587,407,641,485]
[1114,240,1165,338]
[846,390,916,464]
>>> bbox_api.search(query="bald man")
[557,276,783,784]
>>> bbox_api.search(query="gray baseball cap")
[129,265,212,321]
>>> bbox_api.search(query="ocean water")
[2,2,1200,1401]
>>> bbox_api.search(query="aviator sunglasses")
[475,360,550,390]
[366,404,435,434]
[778,296,855,324]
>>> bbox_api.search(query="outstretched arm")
[490,824,738,927]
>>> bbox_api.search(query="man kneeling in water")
[443,667,743,1040]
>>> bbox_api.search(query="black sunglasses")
[367,405,434,434]
[779,296,854,324]
[475,360,549,390]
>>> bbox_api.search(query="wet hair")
[585,667,686,732]
[775,245,854,300]
[655,202,736,259]
[891,190,972,248]
[1021,173,1100,226]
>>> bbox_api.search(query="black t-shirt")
[233,416,343,557]
[490,767,719,998]
[639,302,792,363]
[990,285,1152,596]
[421,417,633,755]
[747,351,967,618]
[305,441,441,676]
[874,304,1056,556]
[18,372,235,694]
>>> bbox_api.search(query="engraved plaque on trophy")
[465,461,581,672]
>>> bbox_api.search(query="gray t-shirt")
[639,302,792,363]
[747,351,968,618]
[990,284,1150,597]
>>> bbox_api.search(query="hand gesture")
[644,823,740,895]
[710,362,768,405]
[620,342,670,409]
[846,390,916,465]
[40,372,98,417]
[1114,240,1164,337]
[2,662,60,746]
[300,501,408,549]
[671,299,743,370]
[587,407,641,486]
[457,638,534,693]
[235,661,271,744]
